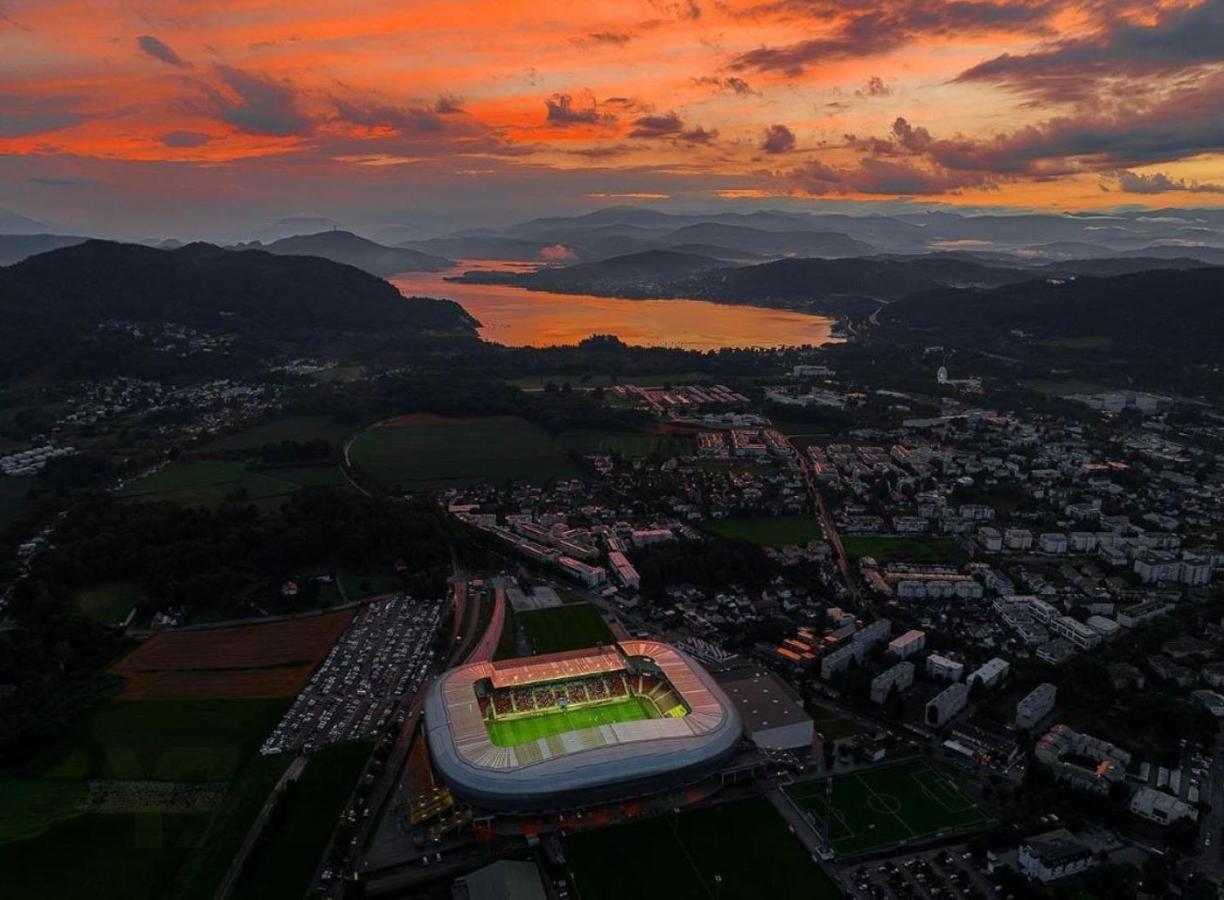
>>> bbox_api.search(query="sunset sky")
[2,0,1223,236]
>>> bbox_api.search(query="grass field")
[3,697,294,900]
[487,697,657,747]
[232,741,372,900]
[518,602,614,654]
[810,703,865,741]
[566,798,841,900]
[196,416,352,452]
[842,535,964,564]
[0,474,36,529]
[786,760,990,856]
[119,460,347,509]
[350,414,680,488]
[73,579,145,625]
[704,516,822,548]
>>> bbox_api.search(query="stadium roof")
[425,640,741,808]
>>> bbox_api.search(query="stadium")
[424,640,742,811]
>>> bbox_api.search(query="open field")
[350,414,680,487]
[842,535,964,564]
[487,697,657,747]
[232,741,373,900]
[0,474,36,529]
[114,611,352,700]
[810,703,865,741]
[3,697,293,900]
[518,603,614,655]
[566,797,840,900]
[119,460,347,508]
[786,759,990,857]
[704,515,822,548]
[196,416,352,453]
[73,579,146,625]
[36,698,290,782]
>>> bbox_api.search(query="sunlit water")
[389,260,841,350]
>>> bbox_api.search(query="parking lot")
[261,595,440,754]
[844,846,1001,900]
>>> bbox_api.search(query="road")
[215,754,308,900]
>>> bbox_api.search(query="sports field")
[487,696,657,747]
[786,759,990,856]
[566,797,841,900]
[842,535,964,564]
[704,515,823,548]
[350,414,680,488]
[518,602,614,654]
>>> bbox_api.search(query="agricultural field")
[196,416,352,453]
[118,460,347,509]
[487,697,656,747]
[518,602,614,655]
[2,697,293,900]
[704,516,823,548]
[0,474,36,529]
[114,610,353,700]
[232,740,373,900]
[842,535,964,564]
[349,414,681,488]
[786,759,990,857]
[565,798,840,900]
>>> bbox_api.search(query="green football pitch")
[487,697,658,747]
[786,759,990,856]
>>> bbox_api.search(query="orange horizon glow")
[1,0,1222,233]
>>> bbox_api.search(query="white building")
[968,657,1010,690]
[1015,683,1057,729]
[888,629,926,659]
[1018,830,1095,884]
[1004,528,1033,551]
[926,654,964,682]
[1051,616,1103,650]
[926,682,969,727]
[871,661,915,704]
[1129,787,1197,825]
[1039,533,1069,555]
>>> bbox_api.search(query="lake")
[389,260,841,350]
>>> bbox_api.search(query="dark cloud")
[1111,169,1224,195]
[761,123,796,153]
[856,76,891,97]
[649,0,701,21]
[206,66,311,136]
[680,126,719,144]
[693,75,759,96]
[785,157,993,196]
[0,93,87,137]
[544,93,614,125]
[136,34,188,68]
[27,175,95,187]
[160,130,211,148]
[434,94,465,114]
[334,98,446,134]
[629,112,685,138]
[729,1,1057,75]
[958,0,1224,102]
[588,30,633,45]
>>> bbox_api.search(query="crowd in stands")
[488,672,664,718]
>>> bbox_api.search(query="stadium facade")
[424,640,742,811]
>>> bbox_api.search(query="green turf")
[232,741,372,900]
[704,516,823,548]
[841,535,963,564]
[487,697,658,747]
[518,603,614,654]
[350,415,678,488]
[118,460,346,509]
[196,416,352,452]
[36,698,290,782]
[566,798,841,900]
[786,760,990,856]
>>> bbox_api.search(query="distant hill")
[657,223,875,258]
[0,240,475,378]
[883,267,1224,359]
[241,230,450,276]
[0,233,89,266]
